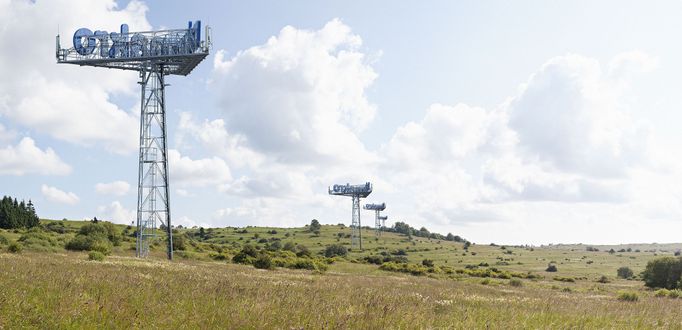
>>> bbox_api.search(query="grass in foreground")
[1,252,682,329]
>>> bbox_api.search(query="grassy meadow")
[1,220,682,328]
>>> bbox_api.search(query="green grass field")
[1,220,682,328]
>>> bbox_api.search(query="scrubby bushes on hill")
[18,228,62,252]
[232,244,330,272]
[388,221,466,242]
[65,221,121,255]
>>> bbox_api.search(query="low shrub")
[379,262,430,276]
[324,244,348,258]
[546,264,558,272]
[7,242,22,253]
[553,276,575,283]
[596,275,610,283]
[254,254,274,270]
[654,289,670,298]
[88,251,105,261]
[617,291,639,302]
[0,234,8,245]
[509,279,523,287]
[617,266,634,279]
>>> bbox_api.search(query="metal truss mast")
[136,66,171,258]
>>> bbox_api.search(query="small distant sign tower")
[329,182,372,250]
[56,20,211,260]
[364,203,387,237]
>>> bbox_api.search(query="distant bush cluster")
[65,221,121,255]
[232,244,331,272]
[378,260,541,280]
[0,196,39,229]
[386,221,466,242]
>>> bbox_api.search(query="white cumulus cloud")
[0,137,71,176]
[41,184,79,205]
[212,18,377,165]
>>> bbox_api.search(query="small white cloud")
[41,184,79,205]
[0,138,71,176]
[97,201,136,225]
[95,181,131,196]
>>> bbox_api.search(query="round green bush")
[88,251,105,261]
[617,266,634,279]
[254,254,274,270]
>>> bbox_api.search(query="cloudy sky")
[3,0,682,245]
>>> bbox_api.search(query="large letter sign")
[73,21,202,59]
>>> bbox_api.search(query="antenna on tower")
[56,20,211,260]
[364,202,387,237]
[329,182,372,250]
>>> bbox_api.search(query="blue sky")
[3,0,682,244]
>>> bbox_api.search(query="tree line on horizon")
[0,195,39,229]
[385,221,467,243]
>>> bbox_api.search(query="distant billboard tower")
[56,21,211,260]
[329,183,372,250]
[379,215,388,230]
[364,203,387,237]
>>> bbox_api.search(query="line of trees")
[0,196,39,229]
[387,221,466,242]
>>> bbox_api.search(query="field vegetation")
[2,219,682,327]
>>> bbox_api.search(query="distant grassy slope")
[0,219,677,282]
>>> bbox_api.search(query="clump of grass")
[596,275,610,283]
[480,278,491,285]
[553,276,575,283]
[88,251,105,261]
[561,287,573,293]
[7,242,22,253]
[509,279,523,287]
[668,289,682,299]
[654,289,670,298]
[617,291,639,302]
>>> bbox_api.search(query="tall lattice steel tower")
[364,202,387,237]
[56,20,211,260]
[329,183,372,250]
